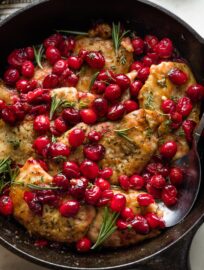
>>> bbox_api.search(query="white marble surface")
[0,0,204,269]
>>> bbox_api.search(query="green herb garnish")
[56,30,88,36]
[112,22,130,55]
[26,184,59,191]
[50,95,75,119]
[120,54,127,65]
[33,44,44,69]
[114,127,135,144]
[144,92,154,109]
[157,78,167,88]
[8,139,20,150]
[89,71,100,91]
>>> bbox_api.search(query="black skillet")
[0,0,204,269]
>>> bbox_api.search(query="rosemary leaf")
[0,157,11,174]
[112,22,130,56]
[33,45,44,69]
[144,92,154,109]
[50,95,75,119]
[56,30,88,36]
[114,127,135,144]
[27,184,59,191]
[120,54,127,65]
[89,71,100,91]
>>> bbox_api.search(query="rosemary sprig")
[112,22,130,55]
[144,92,154,109]
[56,30,88,36]
[120,54,127,65]
[0,157,11,174]
[89,71,100,91]
[114,127,135,143]
[26,184,59,191]
[33,44,44,69]
[50,95,76,119]
[91,207,119,249]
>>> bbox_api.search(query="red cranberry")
[97,189,113,207]
[131,215,150,234]
[154,38,173,58]
[169,167,184,186]
[144,35,159,52]
[52,59,68,75]
[116,219,128,230]
[65,72,79,87]
[43,33,63,48]
[110,193,126,212]
[26,88,51,104]
[78,49,88,59]
[54,117,68,133]
[85,185,101,205]
[33,115,50,132]
[23,191,42,215]
[53,173,70,190]
[118,175,130,191]
[92,97,108,117]
[98,168,113,179]
[0,100,6,110]
[168,68,188,85]
[36,189,59,206]
[59,37,75,57]
[85,51,105,69]
[80,109,97,124]
[62,161,80,179]
[34,239,48,248]
[159,141,177,159]
[7,48,28,68]
[76,237,91,252]
[30,104,49,116]
[115,74,130,90]
[176,97,193,117]
[142,55,154,67]
[162,184,178,206]
[182,119,196,143]
[68,128,85,147]
[170,111,183,128]
[150,174,166,189]
[137,67,150,82]
[37,159,49,171]
[25,47,34,60]
[43,74,59,88]
[129,175,145,190]
[107,103,125,121]
[121,207,135,221]
[67,56,83,70]
[80,160,99,179]
[91,80,106,94]
[161,99,176,113]
[69,177,88,199]
[45,46,61,64]
[123,100,138,113]
[129,61,144,72]
[62,108,81,125]
[186,84,204,101]
[16,79,29,93]
[59,200,80,217]
[33,136,50,156]
[97,70,115,82]
[104,84,122,101]
[83,144,105,161]
[132,37,144,55]
[129,80,143,97]
[1,107,16,125]
[145,212,165,229]
[4,68,20,85]
[88,130,102,142]
[49,142,70,158]
[141,172,152,184]
[21,61,34,78]
[0,196,13,216]
[137,193,155,206]
[146,183,162,199]
[95,178,110,191]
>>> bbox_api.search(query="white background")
[0,0,204,269]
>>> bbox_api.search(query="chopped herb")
[170,95,179,102]
[177,128,185,137]
[145,128,154,138]
[53,155,67,162]
[26,184,59,191]
[120,54,127,65]
[144,92,154,109]
[112,22,130,55]
[89,71,100,91]
[157,78,167,88]
[110,65,116,71]
[91,207,119,249]
[33,44,44,69]
[8,139,20,150]
[51,135,57,143]
[158,137,165,145]
[50,95,75,119]
[0,157,11,175]
[114,127,135,144]
[78,100,88,109]
[56,30,88,36]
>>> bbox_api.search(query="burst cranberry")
[141,172,152,183]
[83,144,105,161]
[168,68,188,85]
[145,212,165,229]
[21,61,34,78]
[85,51,105,69]
[124,100,138,113]
[118,175,130,191]
[88,130,102,142]
[24,191,42,215]
[59,37,75,57]
[104,84,122,101]
[76,237,91,252]
[69,177,88,199]
[95,178,110,191]
[0,196,13,216]
[53,174,70,190]
[98,168,113,179]
[45,46,61,64]
[49,142,70,158]
[85,185,101,205]
[169,167,184,186]
[186,84,204,101]
[26,88,51,104]
[80,109,97,124]
[132,37,144,55]
[161,99,176,113]
[150,174,166,189]
[80,160,99,179]
[142,55,154,67]
[154,38,173,58]
[52,59,68,75]
[4,68,20,85]
[129,175,145,190]
[162,184,178,206]
[146,183,162,199]
[62,108,81,125]
[176,97,193,117]
[16,79,29,92]
[43,74,59,88]
[182,119,196,143]
[43,33,63,48]
[62,161,80,179]
[25,47,34,60]
[91,80,106,94]
[67,56,83,70]
[36,189,59,206]
[97,70,115,82]
[37,159,49,171]
[116,219,128,230]
[131,215,150,234]
[137,67,150,82]
[115,74,130,90]
[107,103,125,121]
[129,61,144,72]
[129,80,143,97]
[1,107,16,125]
[59,200,80,217]
[144,35,159,52]
[137,193,155,206]
[110,193,126,212]
[7,48,28,67]
[97,189,114,207]
[68,128,85,147]
[78,49,88,59]
[33,136,50,156]
[121,207,135,221]
[30,104,49,115]
[92,97,108,117]
[33,115,50,132]
[54,117,68,133]
[160,141,177,159]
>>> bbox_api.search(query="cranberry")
[132,37,144,55]
[176,97,193,117]
[69,177,88,199]
[54,117,68,133]
[131,215,150,234]
[186,84,204,101]
[49,142,70,158]
[146,183,162,199]
[62,161,80,179]
[118,175,130,191]
[95,178,110,191]
[26,88,51,104]
[161,99,176,113]
[142,55,154,67]
[104,84,122,101]
[59,200,80,217]
[0,100,6,110]
[162,184,178,206]
[159,141,177,159]
[76,237,91,252]
[144,35,159,52]
[121,207,135,221]
[16,79,29,93]
[137,193,155,206]
[124,100,138,113]
[129,61,144,72]
[25,47,34,60]
[43,33,63,48]
[1,107,16,125]
[3,68,20,85]
[67,56,83,70]
[7,48,28,68]
[34,239,48,248]
[33,115,50,132]
[37,159,49,171]
[98,167,113,179]
[141,172,152,183]
[83,144,105,161]
[116,219,128,230]
[85,51,105,69]
[78,49,88,60]
[52,59,68,75]
[21,61,34,78]
[30,104,49,115]
[45,46,61,64]
[80,160,99,179]
[59,37,75,57]
[97,70,115,82]
[150,174,166,189]
[43,74,59,88]
[137,67,150,82]
[91,80,106,94]
[68,128,85,147]
[80,109,97,124]
[24,191,42,215]
[129,80,143,97]
[97,189,113,207]
[154,38,173,58]
[145,212,165,229]
[182,119,196,143]
[129,175,145,190]
[62,108,81,125]
[115,74,130,90]
[85,185,101,205]
[107,103,125,121]
[168,68,188,85]
[66,72,79,87]
[170,111,183,128]
[110,193,126,212]
[33,136,50,156]
[88,130,102,142]
[53,173,70,190]
[36,190,59,206]
[0,196,13,216]
[92,97,108,117]
[169,167,184,186]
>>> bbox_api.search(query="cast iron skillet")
[0,0,204,269]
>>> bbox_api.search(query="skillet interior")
[0,0,204,269]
